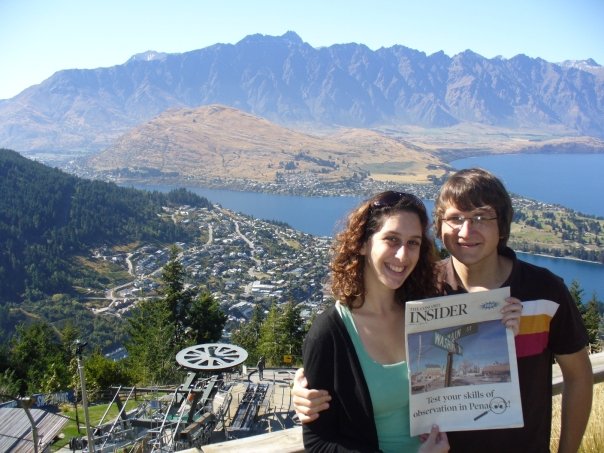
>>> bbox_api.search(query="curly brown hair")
[330,191,440,309]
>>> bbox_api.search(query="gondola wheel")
[176,343,248,371]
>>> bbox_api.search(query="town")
[90,202,333,340]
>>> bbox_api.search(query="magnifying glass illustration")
[474,396,508,421]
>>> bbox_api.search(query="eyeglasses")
[442,215,498,229]
[371,191,425,211]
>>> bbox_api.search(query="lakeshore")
[117,181,603,298]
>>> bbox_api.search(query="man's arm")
[555,347,593,453]
[292,367,332,423]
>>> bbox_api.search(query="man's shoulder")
[436,257,465,294]
[509,255,575,311]
[501,246,565,287]
[513,256,565,286]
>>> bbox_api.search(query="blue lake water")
[132,176,603,300]
[451,154,604,217]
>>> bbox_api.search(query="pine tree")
[257,301,304,367]
[160,245,193,348]
[583,294,603,353]
[231,304,264,364]
[125,298,180,385]
[277,301,305,365]
[187,291,227,345]
[9,321,70,394]
[569,279,586,315]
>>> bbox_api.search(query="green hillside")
[0,148,211,346]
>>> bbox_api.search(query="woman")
[302,191,448,452]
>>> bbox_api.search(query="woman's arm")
[302,310,380,452]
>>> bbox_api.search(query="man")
[293,168,593,452]
[257,355,265,380]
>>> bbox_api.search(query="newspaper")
[405,287,523,436]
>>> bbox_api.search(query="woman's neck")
[356,293,401,316]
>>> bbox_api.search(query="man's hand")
[292,367,331,423]
[501,297,523,336]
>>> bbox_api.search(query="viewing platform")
[200,353,604,453]
[22,352,604,453]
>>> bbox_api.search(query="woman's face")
[361,211,423,292]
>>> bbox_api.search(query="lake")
[450,153,604,217]
[131,165,603,300]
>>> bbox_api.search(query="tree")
[161,245,193,347]
[258,303,281,365]
[257,301,304,367]
[231,304,264,364]
[125,299,180,385]
[569,279,586,315]
[126,249,233,385]
[186,291,227,345]
[0,369,21,397]
[583,294,602,353]
[277,301,305,364]
[84,350,133,400]
[9,321,70,394]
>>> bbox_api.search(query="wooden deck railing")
[195,352,604,453]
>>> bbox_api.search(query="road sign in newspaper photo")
[408,320,512,393]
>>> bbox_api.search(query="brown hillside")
[87,105,444,184]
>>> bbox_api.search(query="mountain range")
[1,31,603,156]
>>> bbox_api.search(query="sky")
[1,0,603,100]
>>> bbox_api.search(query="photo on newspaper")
[405,287,524,436]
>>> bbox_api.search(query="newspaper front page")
[405,287,523,436]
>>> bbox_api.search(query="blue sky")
[1,0,602,100]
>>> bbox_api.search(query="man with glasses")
[433,168,592,452]
[293,168,593,453]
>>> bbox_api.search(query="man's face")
[440,205,500,267]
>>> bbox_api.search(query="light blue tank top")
[337,302,420,453]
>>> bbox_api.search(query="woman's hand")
[501,297,523,336]
[292,367,332,423]
[419,425,449,452]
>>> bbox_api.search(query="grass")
[509,205,604,261]
[550,382,604,453]
[52,400,140,451]
[74,255,132,283]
